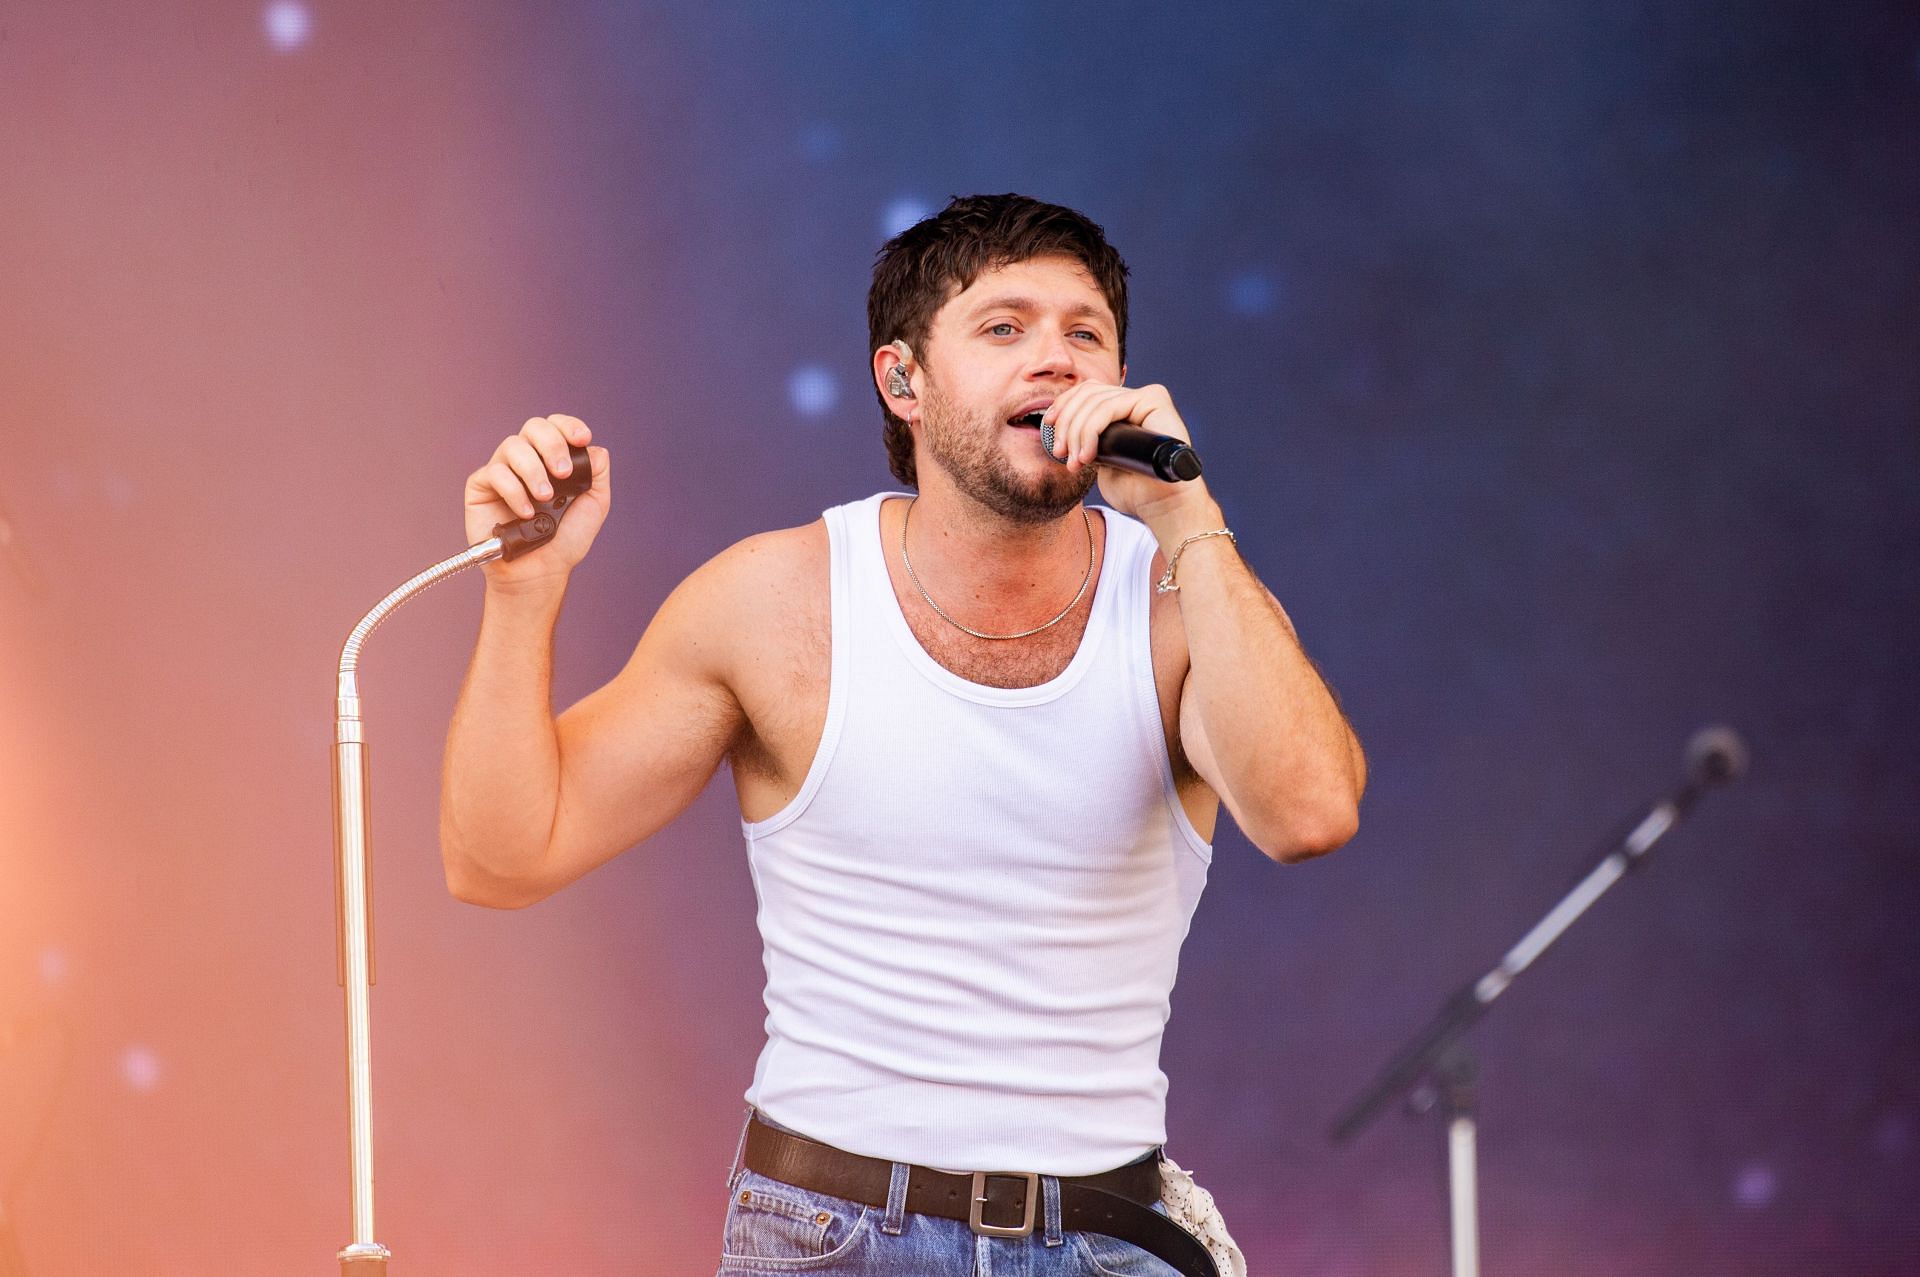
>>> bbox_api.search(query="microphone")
[1685,724,1749,788]
[1670,724,1748,816]
[1619,724,1749,863]
[1026,415,1203,482]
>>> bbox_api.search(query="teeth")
[1011,412,1045,427]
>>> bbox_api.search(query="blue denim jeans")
[715,1115,1179,1276]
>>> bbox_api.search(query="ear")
[1120,361,1129,384]
[873,340,918,418]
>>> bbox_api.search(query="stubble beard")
[917,384,1096,527]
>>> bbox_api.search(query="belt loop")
[882,1161,910,1236]
[726,1107,752,1188]
[1042,1174,1063,1247]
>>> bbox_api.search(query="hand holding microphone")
[1033,416,1202,481]
[881,346,1204,486]
[1033,381,1204,484]
[464,414,611,588]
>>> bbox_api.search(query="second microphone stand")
[1329,728,1747,1277]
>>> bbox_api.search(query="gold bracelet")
[1156,528,1236,594]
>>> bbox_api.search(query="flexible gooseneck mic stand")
[331,448,590,1276]
[1329,726,1749,1277]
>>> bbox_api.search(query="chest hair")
[899,602,1093,689]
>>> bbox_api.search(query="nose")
[1026,327,1080,382]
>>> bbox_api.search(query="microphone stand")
[330,448,589,1276]
[1328,728,1747,1277]
[333,537,503,1276]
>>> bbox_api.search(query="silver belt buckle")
[968,1170,1040,1237]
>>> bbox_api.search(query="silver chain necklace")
[900,497,1094,641]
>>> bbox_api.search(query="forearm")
[438,581,569,904]
[1149,496,1364,855]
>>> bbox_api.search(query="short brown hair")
[867,194,1130,487]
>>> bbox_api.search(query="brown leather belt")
[742,1115,1219,1277]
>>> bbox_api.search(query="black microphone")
[1626,723,1749,862]
[1673,724,1749,814]
[1026,415,1203,482]
[1685,724,1749,787]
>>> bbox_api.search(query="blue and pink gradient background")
[2,3,1915,1274]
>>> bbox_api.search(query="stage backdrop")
[1,3,1915,1274]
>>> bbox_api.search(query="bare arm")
[438,580,568,907]
[437,414,746,907]
[438,565,746,907]
[1044,382,1364,863]
[1158,494,1365,862]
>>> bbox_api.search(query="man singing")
[440,194,1365,1275]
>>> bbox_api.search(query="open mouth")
[1009,411,1045,429]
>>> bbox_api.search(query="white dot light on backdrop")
[1225,271,1279,318]
[121,1045,163,1092]
[1731,1162,1777,1209]
[263,1,312,52]
[880,197,932,240]
[37,947,68,986]
[787,365,839,420]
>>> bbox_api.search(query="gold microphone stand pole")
[329,447,589,1275]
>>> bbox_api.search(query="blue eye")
[988,323,1016,336]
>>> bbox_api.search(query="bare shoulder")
[694,520,832,807]
[669,518,829,671]
[707,519,828,590]
[687,520,827,617]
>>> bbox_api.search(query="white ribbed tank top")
[740,491,1213,1175]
